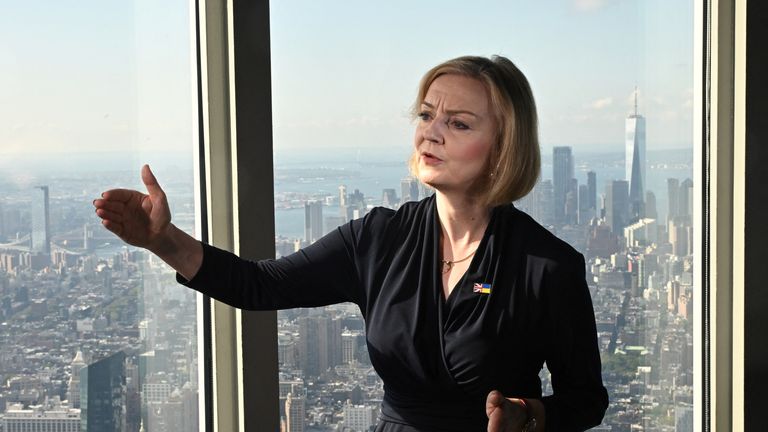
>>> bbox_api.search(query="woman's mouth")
[421,152,443,165]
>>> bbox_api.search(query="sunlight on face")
[413,74,497,196]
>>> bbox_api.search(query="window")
[268,1,697,430]
[0,1,203,431]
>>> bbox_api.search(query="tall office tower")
[678,178,693,220]
[298,315,341,377]
[667,178,680,221]
[31,185,51,254]
[626,89,647,220]
[532,180,555,226]
[338,185,347,208]
[401,176,420,203]
[83,223,93,251]
[645,191,658,220]
[552,146,574,224]
[381,188,398,208]
[347,189,365,207]
[299,316,322,377]
[80,351,127,432]
[179,383,199,432]
[587,171,597,211]
[325,316,342,369]
[285,393,305,432]
[67,350,86,408]
[669,217,692,257]
[304,200,323,244]
[578,184,592,225]
[605,180,630,236]
[341,328,359,364]
[564,178,579,225]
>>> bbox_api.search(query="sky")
[0,0,694,172]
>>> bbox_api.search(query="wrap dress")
[176,194,609,431]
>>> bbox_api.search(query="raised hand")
[93,164,172,251]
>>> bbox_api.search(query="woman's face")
[414,74,497,196]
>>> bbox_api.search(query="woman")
[93,55,608,431]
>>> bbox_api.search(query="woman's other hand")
[486,390,528,432]
[93,164,172,252]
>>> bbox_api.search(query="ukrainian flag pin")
[473,283,492,294]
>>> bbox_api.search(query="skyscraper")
[605,180,630,236]
[578,184,592,225]
[67,351,86,408]
[298,315,341,378]
[587,171,597,211]
[285,393,305,432]
[80,351,127,432]
[31,185,51,254]
[400,176,420,204]
[678,179,693,220]
[532,179,555,227]
[304,200,323,244]
[645,191,658,220]
[553,146,574,224]
[338,185,347,208]
[381,188,398,208]
[565,178,579,225]
[626,89,647,220]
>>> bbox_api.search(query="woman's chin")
[417,175,440,189]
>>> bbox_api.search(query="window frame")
[195,0,279,430]
[192,0,757,430]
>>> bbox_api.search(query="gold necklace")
[441,249,477,273]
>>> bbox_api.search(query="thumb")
[486,390,505,418]
[141,164,164,197]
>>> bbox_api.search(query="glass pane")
[0,1,202,431]
[270,1,695,430]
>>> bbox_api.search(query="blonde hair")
[408,55,540,207]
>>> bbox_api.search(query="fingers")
[101,189,139,203]
[95,207,123,223]
[100,218,124,237]
[486,390,505,417]
[141,164,165,197]
[93,198,125,213]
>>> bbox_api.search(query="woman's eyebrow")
[421,101,479,118]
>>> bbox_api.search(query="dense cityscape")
[0,108,694,431]
[270,104,694,432]
[0,174,200,432]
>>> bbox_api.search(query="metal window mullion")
[230,0,281,430]
[707,0,738,431]
[198,0,241,430]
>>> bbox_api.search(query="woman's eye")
[417,111,432,121]
[452,121,469,130]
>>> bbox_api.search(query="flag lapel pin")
[473,283,492,294]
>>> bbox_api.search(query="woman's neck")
[434,190,492,250]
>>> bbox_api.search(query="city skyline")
[1,0,693,161]
[1,0,698,429]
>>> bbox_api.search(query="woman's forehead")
[423,74,490,113]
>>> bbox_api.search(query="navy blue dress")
[177,195,608,431]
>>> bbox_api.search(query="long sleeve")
[175,216,366,310]
[541,252,609,431]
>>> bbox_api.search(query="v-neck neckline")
[433,200,497,305]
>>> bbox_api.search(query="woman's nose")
[423,118,445,144]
